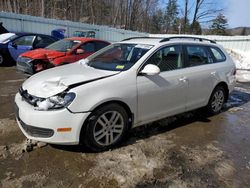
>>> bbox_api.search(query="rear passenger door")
[183,44,217,110]
[137,45,188,123]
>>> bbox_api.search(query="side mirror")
[140,64,160,76]
[76,49,84,54]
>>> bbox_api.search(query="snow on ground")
[227,49,250,82]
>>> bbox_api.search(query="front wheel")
[82,104,129,151]
[0,54,4,66]
[205,86,226,115]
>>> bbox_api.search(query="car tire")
[0,54,4,66]
[205,86,226,115]
[82,103,129,152]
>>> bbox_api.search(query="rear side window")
[95,41,109,51]
[81,42,95,53]
[186,45,213,67]
[210,47,226,62]
[33,36,56,48]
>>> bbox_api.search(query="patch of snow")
[227,49,250,82]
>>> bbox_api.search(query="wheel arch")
[215,82,229,102]
[79,100,134,144]
[208,81,229,104]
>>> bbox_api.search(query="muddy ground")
[0,67,250,188]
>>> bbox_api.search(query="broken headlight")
[35,92,76,111]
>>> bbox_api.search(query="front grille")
[18,117,54,138]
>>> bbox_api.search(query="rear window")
[210,47,226,62]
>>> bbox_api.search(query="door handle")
[179,77,187,82]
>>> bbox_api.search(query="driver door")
[8,35,35,61]
[136,45,188,124]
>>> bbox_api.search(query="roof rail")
[160,36,216,44]
[122,36,162,41]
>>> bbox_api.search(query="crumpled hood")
[22,63,119,98]
[21,49,65,60]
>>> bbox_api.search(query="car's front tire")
[206,86,226,115]
[0,54,4,66]
[82,103,129,151]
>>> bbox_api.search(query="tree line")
[0,0,228,35]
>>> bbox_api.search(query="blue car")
[0,33,58,66]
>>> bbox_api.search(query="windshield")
[87,43,153,71]
[0,33,17,43]
[45,39,80,52]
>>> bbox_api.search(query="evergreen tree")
[164,0,179,33]
[151,9,164,33]
[192,21,202,35]
[210,13,228,35]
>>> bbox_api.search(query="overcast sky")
[225,0,250,28]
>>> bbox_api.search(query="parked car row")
[0,32,110,74]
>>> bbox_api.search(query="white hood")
[22,63,119,98]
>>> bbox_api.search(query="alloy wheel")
[211,90,224,113]
[93,111,124,146]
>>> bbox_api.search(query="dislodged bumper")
[16,58,34,75]
[15,93,90,145]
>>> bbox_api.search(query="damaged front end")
[19,87,75,111]
[16,56,55,75]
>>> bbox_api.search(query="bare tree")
[190,0,223,33]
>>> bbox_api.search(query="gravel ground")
[1,67,250,188]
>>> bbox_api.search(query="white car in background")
[15,36,236,151]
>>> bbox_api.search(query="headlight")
[17,56,33,63]
[35,92,75,111]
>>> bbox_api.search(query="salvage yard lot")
[1,67,250,187]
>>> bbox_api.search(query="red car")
[16,37,110,74]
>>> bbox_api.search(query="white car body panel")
[22,63,119,98]
[137,69,188,124]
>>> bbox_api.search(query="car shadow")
[51,85,250,153]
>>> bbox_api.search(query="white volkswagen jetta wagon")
[15,36,236,151]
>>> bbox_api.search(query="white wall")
[0,12,147,43]
[150,34,250,52]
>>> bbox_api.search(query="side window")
[40,36,56,46]
[210,47,226,62]
[145,45,183,72]
[186,45,213,67]
[95,42,109,51]
[13,35,35,46]
[80,42,95,53]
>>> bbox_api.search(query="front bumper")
[15,93,91,145]
[16,59,34,75]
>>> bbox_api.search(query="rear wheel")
[82,104,129,151]
[205,86,226,115]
